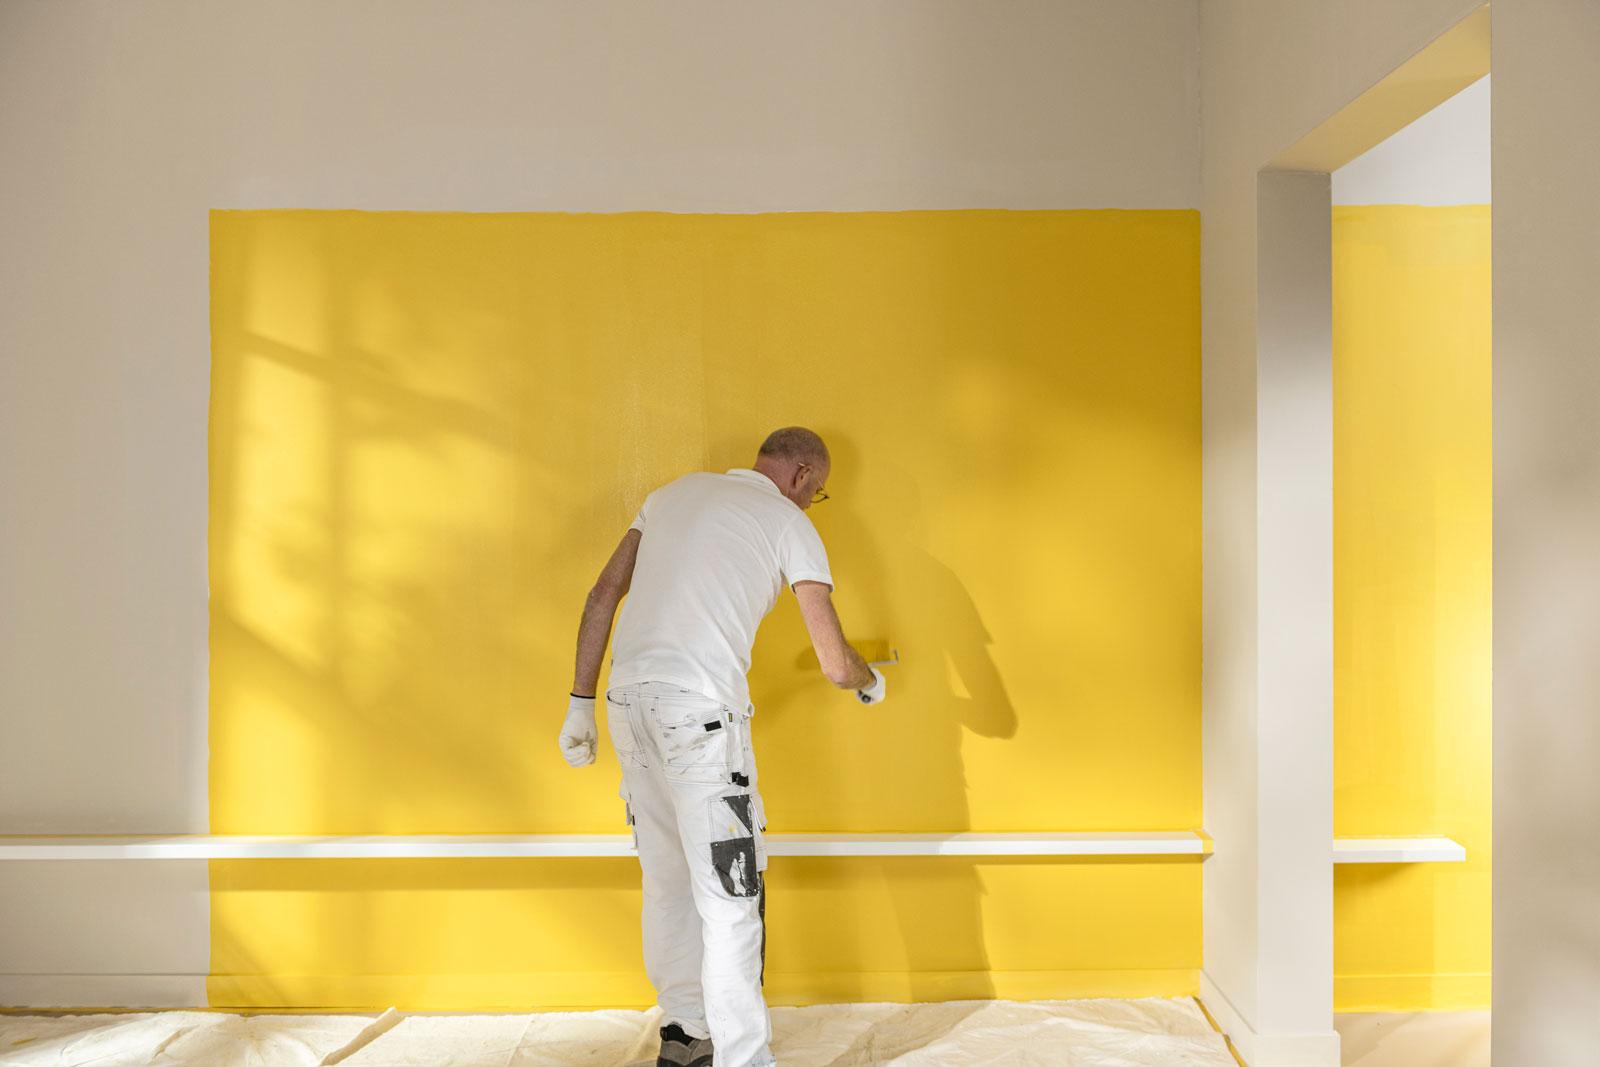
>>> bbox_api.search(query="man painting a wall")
[558,426,889,1067]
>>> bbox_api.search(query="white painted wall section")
[1334,75,1490,206]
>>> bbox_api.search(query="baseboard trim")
[3,969,1203,1014]
[1198,971,1341,1067]
[1199,971,1257,1065]
[1334,971,1491,1011]
[0,974,208,1010]
[207,968,1199,1011]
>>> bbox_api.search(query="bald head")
[757,426,830,468]
[753,426,831,510]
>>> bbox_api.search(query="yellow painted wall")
[1332,203,1492,1011]
[207,208,1201,1010]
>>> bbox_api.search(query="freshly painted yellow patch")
[208,208,1201,1009]
[1332,203,1492,1011]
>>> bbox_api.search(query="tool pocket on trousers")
[619,778,639,854]
[750,789,768,872]
[653,695,732,785]
[604,691,647,768]
[708,787,761,898]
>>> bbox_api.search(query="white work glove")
[559,694,598,767]
[856,666,887,705]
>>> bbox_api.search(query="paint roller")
[855,642,897,705]
[860,642,899,669]
[794,639,898,669]
[793,640,900,697]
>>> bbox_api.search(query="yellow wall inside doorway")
[1333,203,1493,1011]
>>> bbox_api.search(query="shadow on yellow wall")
[206,208,1201,1009]
[752,445,1019,1003]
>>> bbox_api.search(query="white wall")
[0,0,1201,1008]
[1254,169,1336,1056]
[1334,75,1489,205]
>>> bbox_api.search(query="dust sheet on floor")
[0,996,1237,1065]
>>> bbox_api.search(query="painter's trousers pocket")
[651,692,733,785]
[604,690,647,769]
[750,788,769,872]
[618,777,639,853]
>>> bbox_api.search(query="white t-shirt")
[607,468,834,715]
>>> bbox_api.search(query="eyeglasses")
[797,463,829,504]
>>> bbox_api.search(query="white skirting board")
[1199,970,1342,1067]
[0,831,1214,860]
[0,974,210,1010]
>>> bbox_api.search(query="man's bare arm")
[572,529,642,697]
[793,580,875,690]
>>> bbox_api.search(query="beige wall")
[6,3,1598,1056]
[1490,4,1600,1062]
[1203,2,1600,1065]
[0,0,1200,1008]
[1198,2,1484,1064]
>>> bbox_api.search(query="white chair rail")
[0,831,1213,860]
[0,833,1463,862]
[1332,836,1467,863]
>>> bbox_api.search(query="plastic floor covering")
[0,996,1239,1066]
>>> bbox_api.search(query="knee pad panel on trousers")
[708,789,761,898]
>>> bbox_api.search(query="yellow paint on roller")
[791,639,891,672]
[207,208,1201,1009]
[854,639,891,663]
[1332,203,1492,1011]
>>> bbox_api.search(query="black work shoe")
[657,1021,715,1067]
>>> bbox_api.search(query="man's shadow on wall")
[749,436,1018,1009]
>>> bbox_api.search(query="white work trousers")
[605,681,776,1067]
